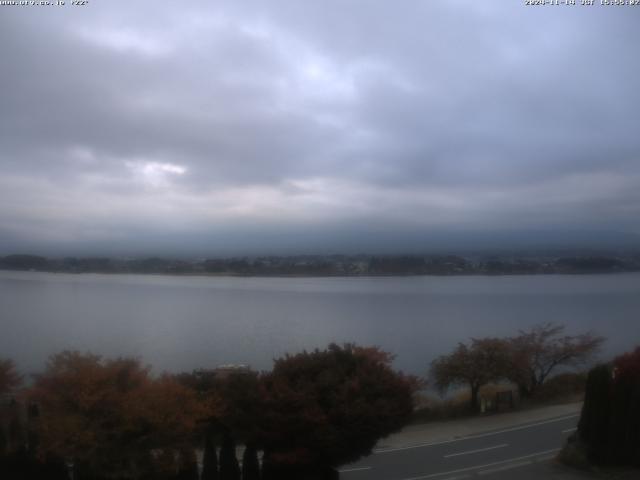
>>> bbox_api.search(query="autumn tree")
[214,370,264,444]
[176,367,263,480]
[177,367,263,479]
[0,359,22,395]
[0,359,23,466]
[507,323,604,398]
[28,351,207,479]
[257,343,417,478]
[431,338,511,411]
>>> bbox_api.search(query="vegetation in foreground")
[0,344,418,480]
[560,346,640,471]
[0,323,623,479]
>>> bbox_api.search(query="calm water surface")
[1,271,639,375]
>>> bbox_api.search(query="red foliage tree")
[257,343,417,474]
[613,346,640,380]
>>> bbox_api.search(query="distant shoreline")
[2,252,639,278]
[2,268,640,280]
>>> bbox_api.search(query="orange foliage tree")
[28,351,207,479]
[0,359,22,395]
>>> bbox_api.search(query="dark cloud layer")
[1,1,639,255]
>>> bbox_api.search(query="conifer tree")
[219,431,240,480]
[241,444,260,480]
[201,431,219,480]
[176,448,199,480]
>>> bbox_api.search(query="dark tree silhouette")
[576,347,640,466]
[431,338,511,411]
[608,347,640,465]
[201,430,219,480]
[215,370,264,445]
[257,343,417,475]
[507,323,604,398]
[241,444,260,480]
[219,430,240,480]
[578,364,612,463]
[176,448,199,480]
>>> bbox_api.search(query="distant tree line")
[0,344,418,480]
[430,323,605,411]
[1,252,640,276]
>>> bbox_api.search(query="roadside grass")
[411,372,586,425]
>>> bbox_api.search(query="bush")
[411,394,471,423]
[411,384,515,423]
[258,344,417,470]
[533,372,587,403]
[558,433,591,471]
[575,347,640,467]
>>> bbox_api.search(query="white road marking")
[477,460,531,475]
[375,414,579,454]
[444,443,508,458]
[338,466,371,473]
[562,427,577,433]
[400,448,561,480]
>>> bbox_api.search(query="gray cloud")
[1,1,639,254]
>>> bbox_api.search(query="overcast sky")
[1,1,639,255]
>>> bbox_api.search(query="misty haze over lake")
[2,270,638,376]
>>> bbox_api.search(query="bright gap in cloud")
[125,161,187,187]
[76,27,171,57]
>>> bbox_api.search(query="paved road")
[339,413,580,480]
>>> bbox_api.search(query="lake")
[1,270,639,376]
